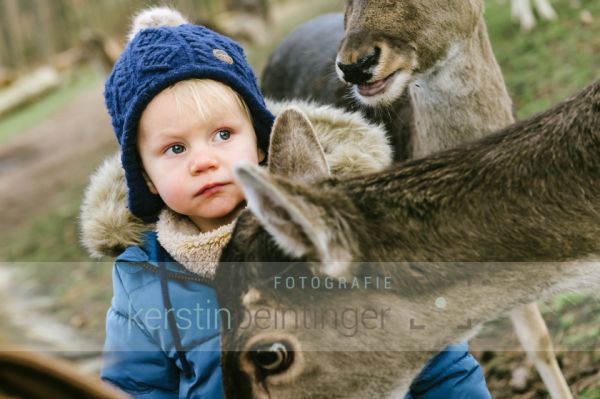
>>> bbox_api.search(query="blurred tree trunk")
[0,0,241,72]
[66,0,85,35]
[225,0,270,21]
[35,0,56,58]
[198,0,222,20]
[55,0,75,52]
[257,0,271,22]
[3,0,25,68]
[0,19,10,68]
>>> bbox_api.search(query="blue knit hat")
[104,8,275,223]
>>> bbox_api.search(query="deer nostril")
[336,47,381,84]
[336,61,352,75]
[336,61,372,85]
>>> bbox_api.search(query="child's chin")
[195,202,242,220]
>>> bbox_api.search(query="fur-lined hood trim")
[80,100,391,258]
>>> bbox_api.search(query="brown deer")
[262,1,571,396]
[215,81,600,398]
[334,0,513,158]
[337,1,573,396]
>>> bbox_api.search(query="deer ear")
[268,107,330,180]
[234,163,352,278]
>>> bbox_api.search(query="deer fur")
[263,3,511,160]
[336,0,513,158]
[262,1,572,395]
[261,13,414,162]
[216,81,600,398]
[338,1,571,396]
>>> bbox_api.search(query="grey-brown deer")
[338,0,572,396]
[216,81,600,399]
[262,1,572,396]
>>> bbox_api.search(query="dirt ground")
[0,85,116,243]
[472,309,600,398]
[0,84,115,374]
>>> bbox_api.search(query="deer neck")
[410,19,514,158]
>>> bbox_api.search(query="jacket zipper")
[127,261,215,287]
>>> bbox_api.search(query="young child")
[82,7,491,399]
[97,7,276,397]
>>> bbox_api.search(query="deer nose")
[337,47,381,84]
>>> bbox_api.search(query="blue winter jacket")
[101,231,491,398]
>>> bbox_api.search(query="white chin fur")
[334,56,345,83]
[353,71,412,107]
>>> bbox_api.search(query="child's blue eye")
[166,144,185,155]
[215,130,231,142]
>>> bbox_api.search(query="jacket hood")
[80,99,392,258]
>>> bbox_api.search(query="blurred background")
[0,0,598,397]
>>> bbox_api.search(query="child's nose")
[189,151,218,174]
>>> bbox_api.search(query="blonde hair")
[166,79,252,123]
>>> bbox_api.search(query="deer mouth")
[357,71,398,97]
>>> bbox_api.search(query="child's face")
[137,86,264,232]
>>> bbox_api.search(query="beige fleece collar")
[155,208,235,279]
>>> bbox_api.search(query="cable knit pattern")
[155,208,234,278]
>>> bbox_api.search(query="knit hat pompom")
[128,7,189,41]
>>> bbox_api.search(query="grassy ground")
[484,0,600,117]
[0,0,598,393]
[0,182,110,340]
[0,66,102,144]
[1,182,94,262]
[472,292,600,397]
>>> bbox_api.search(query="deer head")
[336,0,484,106]
[215,82,600,398]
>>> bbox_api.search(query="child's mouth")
[196,183,226,196]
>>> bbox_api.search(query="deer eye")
[249,341,294,374]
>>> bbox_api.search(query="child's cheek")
[160,178,189,210]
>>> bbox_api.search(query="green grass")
[19,259,113,342]
[0,183,92,262]
[0,66,103,144]
[581,387,600,399]
[541,293,600,351]
[0,178,113,342]
[484,0,600,118]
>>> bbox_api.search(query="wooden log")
[0,349,129,399]
[0,66,61,118]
